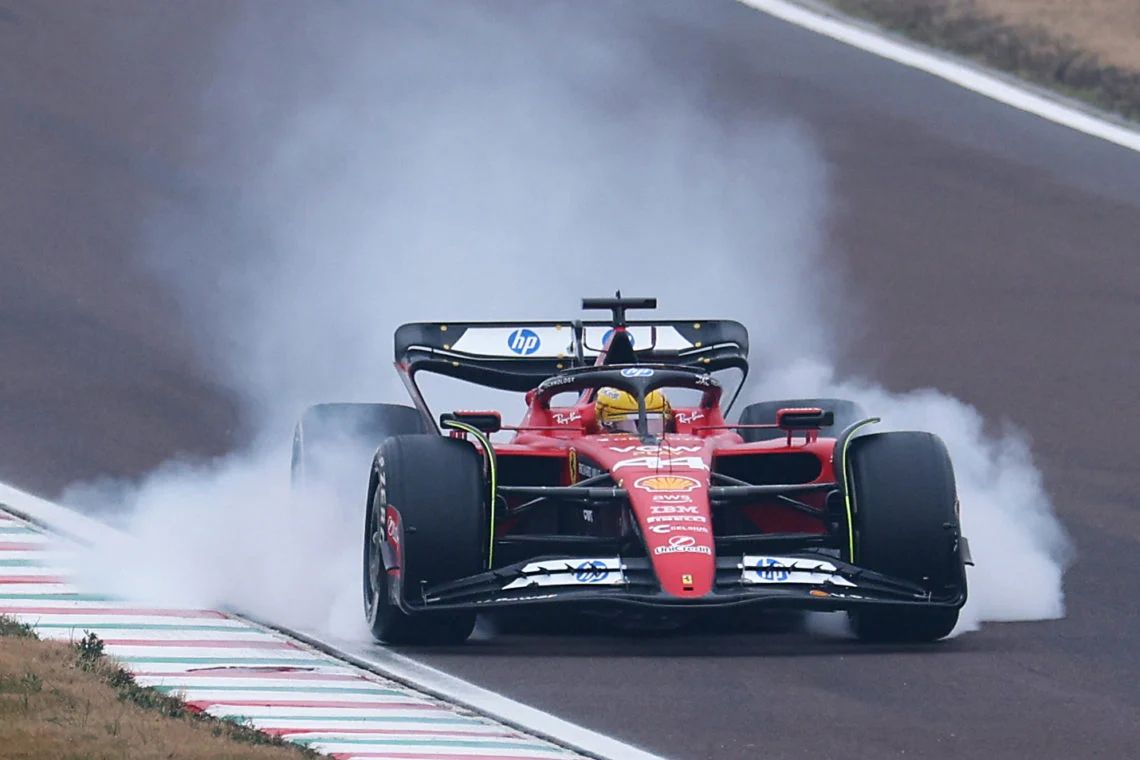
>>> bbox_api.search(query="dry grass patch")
[974,0,1140,71]
[0,619,317,760]
[823,0,1140,120]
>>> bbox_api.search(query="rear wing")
[395,319,749,392]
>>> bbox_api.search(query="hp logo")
[620,367,654,378]
[507,328,541,355]
[758,558,790,582]
[601,328,635,348]
[574,560,609,583]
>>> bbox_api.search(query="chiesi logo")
[614,456,708,472]
[653,535,712,556]
[633,475,701,492]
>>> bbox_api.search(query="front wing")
[402,553,967,614]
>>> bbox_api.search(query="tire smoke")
[754,359,1069,633]
[66,2,1067,637]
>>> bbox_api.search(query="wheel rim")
[364,495,385,621]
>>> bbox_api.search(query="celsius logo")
[507,328,541,355]
[574,560,609,583]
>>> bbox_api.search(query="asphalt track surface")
[2,2,1139,759]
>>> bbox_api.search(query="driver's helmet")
[596,387,672,435]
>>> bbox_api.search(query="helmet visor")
[605,413,668,436]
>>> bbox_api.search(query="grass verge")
[0,616,319,760]
[818,0,1140,121]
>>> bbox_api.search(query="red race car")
[293,296,970,645]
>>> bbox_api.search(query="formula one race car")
[292,296,970,645]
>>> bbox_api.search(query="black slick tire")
[846,431,966,642]
[363,434,484,645]
[291,403,426,487]
[737,398,865,443]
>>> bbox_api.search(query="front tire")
[845,431,966,642]
[363,434,485,645]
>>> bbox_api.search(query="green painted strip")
[0,559,46,567]
[840,418,880,561]
[226,714,478,725]
[296,737,559,750]
[33,623,245,631]
[441,420,497,567]
[154,685,405,696]
[0,593,120,601]
[0,527,42,534]
[118,656,340,666]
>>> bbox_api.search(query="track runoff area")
[0,485,664,760]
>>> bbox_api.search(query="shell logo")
[633,475,701,493]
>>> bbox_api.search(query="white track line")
[0,482,123,544]
[736,0,1140,153]
[254,622,669,760]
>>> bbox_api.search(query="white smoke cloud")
[141,3,838,432]
[67,3,1066,637]
[69,444,363,635]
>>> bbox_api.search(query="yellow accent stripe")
[441,421,498,568]
[840,418,880,561]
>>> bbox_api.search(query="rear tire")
[292,403,426,487]
[363,434,484,645]
[737,398,865,443]
[845,431,966,642]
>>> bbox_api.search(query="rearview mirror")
[776,407,834,430]
[440,410,502,433]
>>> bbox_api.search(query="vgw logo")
[507,328,541,355]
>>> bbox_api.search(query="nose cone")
[575,435,717,597]
[624,473,715,596]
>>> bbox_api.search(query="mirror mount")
[776,407,834,445]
